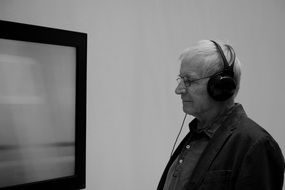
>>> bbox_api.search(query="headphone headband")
[225,44,236,72]
[210,40,235,76]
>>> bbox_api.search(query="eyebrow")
[178,74,197,80]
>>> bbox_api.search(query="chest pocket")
[199,170,232,190]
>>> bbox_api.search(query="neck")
[196,102,234,130]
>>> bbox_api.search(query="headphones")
[207,40,237,101]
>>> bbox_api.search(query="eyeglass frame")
[176,71,224,87]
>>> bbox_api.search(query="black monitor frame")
[0,20,87,190]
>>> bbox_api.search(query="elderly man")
[158,40,285,190]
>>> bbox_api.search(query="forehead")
[180,56,205,78]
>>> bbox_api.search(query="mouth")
[182,100,192,103]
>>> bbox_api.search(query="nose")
[175,81,186,95]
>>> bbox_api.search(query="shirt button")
[179,159,183,164]
[186,145,191,149]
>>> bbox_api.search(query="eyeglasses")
[176,75,212,87]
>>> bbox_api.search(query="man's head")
[175,40,241,118]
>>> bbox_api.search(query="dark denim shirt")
[163,105,236,190]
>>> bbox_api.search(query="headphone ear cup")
[207,74,237,101]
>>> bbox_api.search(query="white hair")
[179,40,242,99]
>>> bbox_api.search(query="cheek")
[191,86,211,105]
[189,85,208,98]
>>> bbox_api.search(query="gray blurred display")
[0,39,75,188]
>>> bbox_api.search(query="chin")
[183,106,194,116]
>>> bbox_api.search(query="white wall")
[0,0,284,189]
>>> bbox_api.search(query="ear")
[207,75,236,101]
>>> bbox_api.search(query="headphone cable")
[170,113,187,158]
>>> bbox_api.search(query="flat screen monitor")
[0,20,87,190]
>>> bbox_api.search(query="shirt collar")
[188,104,237,138]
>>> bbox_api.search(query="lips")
[181,96,192,102]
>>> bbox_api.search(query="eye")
[177,75,193,87]
[183,78,191,86]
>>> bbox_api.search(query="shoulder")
[232,116,281,153]
[228,115,284,170]
[225,104,274,142]
[237,116,270,138]
[237,116,269,139]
